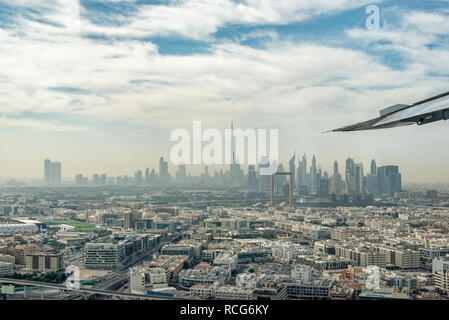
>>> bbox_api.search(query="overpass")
[0,278,181,300]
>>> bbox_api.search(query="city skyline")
[0,153,422,185]
[47,154,403,197]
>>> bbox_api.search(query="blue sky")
[0,0,449,182]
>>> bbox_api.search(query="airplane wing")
[329,91,449,132]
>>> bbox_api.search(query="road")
[0,277,180,300]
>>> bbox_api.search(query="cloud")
[346,9,449,75]
[0,1,449,181]
[0,116,91,133]
[5,0,381,40]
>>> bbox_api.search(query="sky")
[0,0,449,183]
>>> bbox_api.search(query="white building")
[0,254,15,265]
[0,220,39,235]
[215,285,255,300]
[291,265,312,282]
[432,256,449,274]
[129,267,169,294]
[236,273,263,288]
[0,262,13,276]
[190,284,255,300]
[213,251,237,269]
[179,267,230,288]
[435,271,449,294]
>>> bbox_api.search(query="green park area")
[53,220,98,232]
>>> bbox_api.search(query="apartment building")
[286,279,334,300]
[0,262,13,276]
[84,233,149,269]
[435,271,449,295]
[25,252,63,272]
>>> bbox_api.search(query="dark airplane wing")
[329,91,449,132]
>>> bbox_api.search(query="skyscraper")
[51,162,61,185]
[370,159,377,176]
[159,157,169,185]
[44,159,51,185]
[297,154,308,195]
[248,165,258,190]
[134,170,143,185]
[367,159,378,195]
[289,152,296,192]
[310,154,319,194]
[230,121,241,186]
[377,165,402,196]
[345,158,356,194]
[177,164,186,184]
[45,160,61,185]
[330,160,344,196]
[145,168,150,185]
[355,163,364,194]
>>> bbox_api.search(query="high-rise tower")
[44,159,51,185]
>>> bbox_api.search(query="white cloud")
[8,0,380,40]
[0,2,449,181]
[0,116,90,133]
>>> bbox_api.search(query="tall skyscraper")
[345,158,356,194]
[44,159,52,185]
[330,160,344,196]
[310,154,318,194]
[370,159,377,176]
[229,121,242,186]
[145,168,150,184]
[134,170,143,185]
[367,159,378,195]
[177,164,186,184]
[159,156,169,185]
[231,121,235,165]
[248,165,258,190]
[51,162,61,185]
[45,160,61,185]
[289,152,296,192]
[297,154,308,194]
[377,165,402,196]
[355,163,364,194]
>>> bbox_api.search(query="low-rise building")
[178,267,230,288]
[84,233,149,269]
[435,271,449,295]
[25,252,63,272]
[0,262,13,276]
[129,267,170,294]
[0,254,15,265]
[285,279,334,300]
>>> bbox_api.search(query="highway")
[0,277,180,300]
